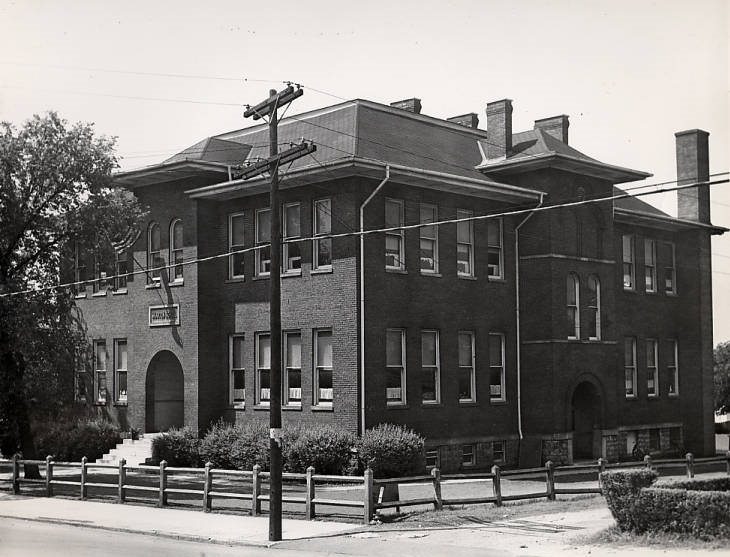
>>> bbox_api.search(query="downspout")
[514,193,545,441]
[359,165,390,436]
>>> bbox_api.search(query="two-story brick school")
[71,96,726,471]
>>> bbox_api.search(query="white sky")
[1,0,728,342]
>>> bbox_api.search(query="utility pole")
[242,85,314,541]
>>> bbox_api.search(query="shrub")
[600,469,658,531]
[35,418,122,461]
[356,423,424,478]
[151,427,201,467]
[199,421,269,471]
[284,424,355,475]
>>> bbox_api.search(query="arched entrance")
[571,381,603,460]
[145,351,184,432]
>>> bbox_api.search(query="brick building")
[72,96,726,472]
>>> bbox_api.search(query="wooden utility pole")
[242,85,313,541]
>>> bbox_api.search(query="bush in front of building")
[34,418,122,462]
[600,469,658,531]
[283,425,356,475]
[199,421,269,471]
[356,423,425,478]
[151,426,201,467]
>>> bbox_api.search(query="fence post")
[117,458,126,503]
[203,462,212,513]
[430,467,443,511]
[726,451,730,477]
[45,456,53,497]
[251,464,261,516]
[644,454,652,470]
[545,460,555,501]
[158,460,167,508]
[685,452,694,479]
[11,454,20,494]
[597,458,606,490]
[305,466,316,520]
[80,457,87,500]
[491,465,502,506]
[363,467,374,524]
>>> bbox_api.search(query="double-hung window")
[114,339,127,403]
[255,209,271,277]
[169,219,183,281]
[229,213,245,279]
[73,242,87,297]
[462,445,475,467]
[230,334,245,409]
[313,199,332,270]
[489,333,505,402]
[456,209,474,277]
[386,329,406,405]
[256,333,271,405]
[421,330,440,404]
[622,234,634,290]
[284,332,302,406]
[458,331,475,402]
[283,203,302,273]
[492,440,505,463]
[75,348,91,402]
[148,222,162,283]
[644,239,656,293]
[94,340,107,404]
[314,330,333,407]
[385,199,405,270]
[92,255,109,294]
[425,449,439,469]
[587,275,601,340]
[662,242,676,294]
[419,204,438,274]
[646,339,658,397]
[487,218,503,279]
[567,273,580,339]
[667,340,679,396]
[624,337,637,398]
[114,250,128,291]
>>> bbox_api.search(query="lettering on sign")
[149,304,180,327]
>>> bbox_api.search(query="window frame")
[385,198,405,271]
[92,254,109,294]
[255,333,271,406]
[229,334,245,409]
[113,339,127,404]
[622,234,635,290]
[425,449,439,469]
[644,238,656,293]
[462,444,475,467]
[587,275,601,340]
[646,338,658,397]
[667,339,679,396]
[313,198,332,271]
[487,217,504,280]
[456,208,474,278]
[492,440,506,464]
[419,203,439,274]
[228,212,245,280]
[169,218,184,282]
[458,331,476,403]
[489,333,506,403]
[73,242,87,298]
[282,203,302,274]
[147,222,162,284]
[283,331,302,407]
[624,337,637,399]
[255,208,271,278]
[114,250,128,292]
[567,273,580,339]
[94,339,107,404]
[420,330,440,405]
[663,242,677,295]
[386,328,406,406]
[313,329,333,407]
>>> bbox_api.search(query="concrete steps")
[97,433,162,466]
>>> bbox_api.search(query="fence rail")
[1,452,729,522]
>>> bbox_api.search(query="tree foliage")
[715,341,730,414]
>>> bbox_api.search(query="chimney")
[534,115,569,144]
[486,99,513,160]
[447,113,479,129]
[676,129,710,223]
[390,98,422,114]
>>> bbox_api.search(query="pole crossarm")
[243,85,303,120]
[234,140,316,180]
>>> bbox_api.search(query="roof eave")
[114,160,232,188]
[614,207,728,235]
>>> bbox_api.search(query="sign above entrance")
[149,304,180,327]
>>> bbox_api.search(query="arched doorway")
[145,351,184,432]
[571,381,603,460]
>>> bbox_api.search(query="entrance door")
[571,381,602,460]
[145,351,184,432]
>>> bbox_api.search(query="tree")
[715,341,730,414]
[0,112,145,469]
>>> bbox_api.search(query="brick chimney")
[390,98,422,114]
[535,115,569,144]
[447,113,479,129]
[676,129,710,223]
[486,99,513,160]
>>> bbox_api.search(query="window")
[228,213,245,279]
[147,222,162,283]
[419,204,438,273]
[487,218,503,279]
[662,242,676,294]
[255,209,271,277]
[646,339,658,397]
[385,199,404,270]
[386,329,406,405]
[73,242,87,297]
[492,440,505,463]
[169,219,183,281]
[421,330,440,404]
[456,209,474,277]
[75,347,91,402]
[284,332,302,406]
[567,273,580,339]
[283,203,302,273]
[314,330,333,407]
[425,449,439,469]
[229,334,245,408]
[256,334,271,405]
[114,339,127,403]
[92,255,110,294]
[644,239,656,292]
[624,337,637,398]
[94,340,107,404]
[622,234,634,290]
[667,339,679,396]
[587,275,601,340]
[462,445,475,466]
[114,250,128,291]
[458,332,475,402]
[313,199,332,270]
[489,333,505,402]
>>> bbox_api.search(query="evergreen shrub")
[35,418,122,462]
[356,423,424,478]
[151,426,201,467]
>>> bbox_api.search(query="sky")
[0,0,728,342]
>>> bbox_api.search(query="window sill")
[385,267,407,275]
[625,395,638,400]
[252,275,270,281]
[146,283,161,290]
[421,402,442,408]
[112,289,128,296]
[668,393,679,398]
[386,403,408,409]
[169,279,184,287]
[225,277,245,284]
[94,402,108,407]
[282,270,302,279]
[229,405,245,411]
[282,405,302,411]
[253,404,271,410]
[458,274,477,281]
[665,292,678,298]
[647,395,659,400]
[92,291,108,298]
[114,402,128,407]
[74,293,87,299]
[623,287,637,293]
[488,276,506,283]
[312,404,334,412]
[458,400,477,406]
[420,271,442,277]
[310,267,333,275]
[489,399,507,405]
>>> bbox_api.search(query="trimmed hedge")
[151,427,201,467]
[600,469,658,531]
[34,418,122,462]
[199,421,269,471]
[284,425,355,475]
[356,423,424,478]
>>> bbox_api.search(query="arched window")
[169,219,183,281]
[587,275,601,340]
[567,273,580,339]
[147,222,162,283]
